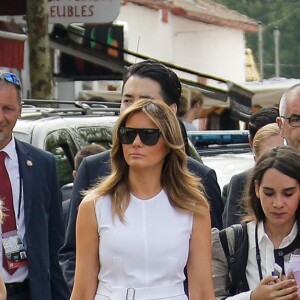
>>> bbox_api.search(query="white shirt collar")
[250,220,298,249]
[1,136,17,161]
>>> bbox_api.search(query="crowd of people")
[1,60,300,300]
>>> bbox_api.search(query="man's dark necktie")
[0,151,18,274]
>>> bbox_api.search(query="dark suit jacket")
[222,168,253,228]
[60,150,223,290]
[15,140,70,300]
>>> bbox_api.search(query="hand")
[251,275,298,300]
[285,273,300,299]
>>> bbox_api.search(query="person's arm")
[59,157,92,290]
[211,228,251,300]
[70,198,99,300]
[0,274,6,300]
[46,155,70,300]
[212,228,298,300]
[187,212,215,300]
[59,151,111,291]
[250,276,298,300]
[201,167,224,230]
[187,157,223,229]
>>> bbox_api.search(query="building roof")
[123,0,258,32]
[0,21,27,42]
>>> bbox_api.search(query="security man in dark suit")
[0,71,69,300]
[60,60,224,290]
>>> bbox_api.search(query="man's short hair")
[279,83,300,116]
[74,144,106,171]
[248,106,279,141]
[122,59,182,108]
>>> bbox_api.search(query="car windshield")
[189,130,254,191]
[202,151,254,191]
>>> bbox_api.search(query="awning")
[0,21,27,69]
[240,78,300,107]
[50,25,253,121]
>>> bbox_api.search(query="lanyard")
[15,160,23,226]
[255,224,263,281]
[255,222,300,280]
[17,176,22,221]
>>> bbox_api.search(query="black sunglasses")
[0,72,21,88]
[118,127,161,146]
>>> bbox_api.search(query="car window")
[188,130,253,191]
[45,130,78,187]
[78,126,113,150]
[202,151,254,191]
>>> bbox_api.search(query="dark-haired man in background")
[60,60,224,291]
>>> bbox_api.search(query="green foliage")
[214,0,300,78]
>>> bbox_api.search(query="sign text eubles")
[48,0,120,25]
[49,5,94,18]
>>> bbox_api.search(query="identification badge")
[2,230,28,269]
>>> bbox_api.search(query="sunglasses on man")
[118,127,161,146]
[0,72,21,88]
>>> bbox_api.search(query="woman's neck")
[264,221,295,248]
[128,170,162,200]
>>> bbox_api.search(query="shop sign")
[48,0,120,25]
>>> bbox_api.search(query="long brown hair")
[84,100,209,220]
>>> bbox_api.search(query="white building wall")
[118,4,175,63]
[117,3,246,82]
[172,18,246,82]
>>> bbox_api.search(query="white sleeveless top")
[94,189,193,300]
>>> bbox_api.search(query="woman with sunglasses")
[70,99,215,300]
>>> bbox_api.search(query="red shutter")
[0,21,26,69]
[0,38,25,69]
